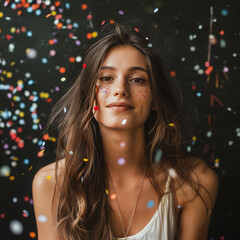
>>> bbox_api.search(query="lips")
[107,102,134,112]
[107,102,134,108]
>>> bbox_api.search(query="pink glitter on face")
[99,87,108,94]
[137,87,150,100]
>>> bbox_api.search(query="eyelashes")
[99,76,145,83]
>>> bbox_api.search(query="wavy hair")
[44,21,213,239]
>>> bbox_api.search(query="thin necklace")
[108,169,147,239]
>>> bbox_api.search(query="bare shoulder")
[33,158,65,183]
[186,156,219,196]
[32,158,65,240]
[177,156,219,216]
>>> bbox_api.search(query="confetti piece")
[101,20,105,25]
[37,215,47,223]
[9,220,23,235]
[94,106,99,111]
[46,175,52,180]
[83,63,87,68]
[69,150,74,155]
[29,232,36,238]
[105,189,109,194]
[110,193,117,200]
[154,8,159,13]
[205,66,213,75]
[154,148,163,164]
[147,200,155,208]
[23,209,29,217]
[169,123,174,126]
[117,157,126,165]
[83,158,88,161]
[120,141,126,148]
[119,10,124,15]
[134,27,139,32]
[168,168,177,178]
[121,119,127,125]
[81,4,88,10]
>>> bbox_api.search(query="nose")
[113,79,129,97]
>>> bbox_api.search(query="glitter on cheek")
[98,87,108,95]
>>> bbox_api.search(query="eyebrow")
[100,66,148,73]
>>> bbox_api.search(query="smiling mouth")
[108,106,134,112]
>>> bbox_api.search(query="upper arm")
[32,164,62,240]
[177,158,219,240]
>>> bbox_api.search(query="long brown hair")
[44,21,213,240]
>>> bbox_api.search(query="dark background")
[0,0,239,239]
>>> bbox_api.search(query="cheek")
[98,86,109,95]
[136,87,152,101]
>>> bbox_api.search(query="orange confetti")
[110,193,117,200]
[55,1,61,7]
[56,22,63,29]
[81,4,88,10]
[205,66,213,75]
[37,151,44,157]
[17,10,22,16]
[170,71,176,77]
[43,133,49,140]
[48,39,54,45]
[46,13,52,18]
[29,232,36,238]
[86,33,92,39]
[46,98,52,103]
[69,57,75,63]
[59,67,66,73]
[110,19,115,23]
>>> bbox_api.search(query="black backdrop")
[0,0,239,239]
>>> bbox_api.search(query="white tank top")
[113,174,177,240]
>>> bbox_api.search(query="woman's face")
[93,44,153,131]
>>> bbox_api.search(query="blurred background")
[0,0,239,239]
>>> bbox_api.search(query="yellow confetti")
[19,111,24,117]
[105,189,109,195]
[46,175,52,180]
[40,149,45,153]
[169,123,174,126]
[83,158,88,162]
[6,72,12,78]
[192,136,197,141]
[29,165,33,171]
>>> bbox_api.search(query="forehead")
[102,44,147,68]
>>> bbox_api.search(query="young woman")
[32,22,219,240]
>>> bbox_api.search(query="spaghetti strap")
[165,174,172,193]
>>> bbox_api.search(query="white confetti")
[9,220,23,235]
[37,215,48,223]
[122,119,127,125]
[168,168,177,178]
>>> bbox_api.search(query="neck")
[99,125,148,187]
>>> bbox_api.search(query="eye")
[131,78,144,83]
[99,76,112,81]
